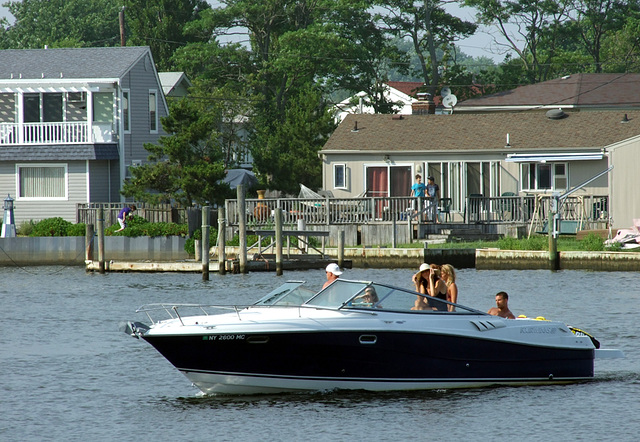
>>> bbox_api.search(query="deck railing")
[463,194,608,227]
[0,122,92,145]
[225,195,608,228]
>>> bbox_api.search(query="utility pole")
[119,7,126,46]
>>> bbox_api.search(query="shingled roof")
[458,73,640,109]
[0,46,151,80]
[321,111,640,153]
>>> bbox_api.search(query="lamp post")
[1,194,16,237]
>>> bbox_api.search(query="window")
[334,164,346,189]
[122,90,130,133]
[520,162,567,191]
[149,90,158,133]
[17,164,67,199]
[92,92,113,123]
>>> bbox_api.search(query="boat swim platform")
[85,257,352,273]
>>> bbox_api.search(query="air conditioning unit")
[67,92,86,102]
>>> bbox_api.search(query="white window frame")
[122,89,131,134]
[149,90,158,133]
[16,163,68,200]
[520,162,568,192]
[333,163,347,189]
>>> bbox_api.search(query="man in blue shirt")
[411,174,427,218]
[411,174,426,197]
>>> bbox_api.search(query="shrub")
[17,220,35,236]
[581,233,605,251]
[184,228,201,256]
[28,217,74,236]
[497,235,547,250]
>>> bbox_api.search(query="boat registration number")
[202,334,245,341]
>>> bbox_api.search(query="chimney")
[412,92,435,115]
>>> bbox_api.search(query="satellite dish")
[441,87,451,97]
[442,94,457,108]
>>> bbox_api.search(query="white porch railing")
[0,122,93,145]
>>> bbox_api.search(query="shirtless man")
[487,291,516,319]
[322,263,343,289]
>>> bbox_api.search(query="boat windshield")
[253,281,316,306]
[305,279,483,314]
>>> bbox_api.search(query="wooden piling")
[218,206,226,275]
[202,205,210,280]
[237,185,247,273]
[97,206,105,274]
[338,230,345,268]
[275,208,283,276]
[549,210,559,271]
[85,223,94,263]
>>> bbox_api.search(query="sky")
[0,2,508,63]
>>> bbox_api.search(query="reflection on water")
[1,266,639,441]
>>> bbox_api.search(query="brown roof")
[458,73,640,108]
[321,111,640,153]
[387,81,424,97]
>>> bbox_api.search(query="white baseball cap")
[326,263,343,276]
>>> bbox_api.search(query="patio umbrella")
[222,169,258,188]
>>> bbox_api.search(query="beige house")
[320,110,640,226]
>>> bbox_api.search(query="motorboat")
[124,279,623,395]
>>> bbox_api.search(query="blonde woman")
[440,264,458,311]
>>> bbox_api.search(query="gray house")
[320,111,640,227]
[0,46,168,226]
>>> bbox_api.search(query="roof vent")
[546,108,567,120]
[391,115,403,120]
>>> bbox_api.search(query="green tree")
[374,0,477,97]
[121,89,231,206]
[251,86,336,194]
[123,0,211,70]
[0,0,121,48]
[181,0,387,193]
[601,15,640,72]
[463,0,573,82]
[571,0,637,72]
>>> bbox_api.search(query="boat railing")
[136,302,385,324]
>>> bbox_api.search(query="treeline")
[2,0,638,202]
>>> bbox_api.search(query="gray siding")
[610,139,640,227]
[120,54,168,168]
[89,160,112,201]
[2,161,88,226]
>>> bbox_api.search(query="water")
[1,266,639,441]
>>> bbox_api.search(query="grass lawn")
[392,234,633,252]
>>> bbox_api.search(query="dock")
[85,255,352,273]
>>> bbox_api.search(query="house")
[0,46,168,226]
[334,81,429,122]
[319,110,640,225]
[456,73,640,113]
[158,71,192,98]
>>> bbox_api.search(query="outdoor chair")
[439,198,452,222]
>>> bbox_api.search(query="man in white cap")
[323,263,343,289]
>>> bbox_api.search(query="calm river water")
[1,266,639,441]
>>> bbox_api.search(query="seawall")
[0,236,188,266]
[1,238,638,271]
